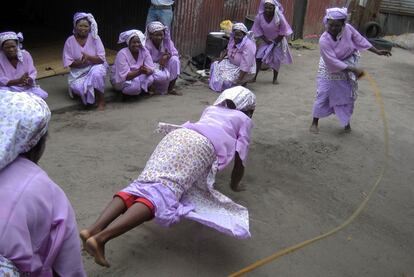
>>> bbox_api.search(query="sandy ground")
[39,47,414,276]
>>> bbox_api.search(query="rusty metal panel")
[303,0,348,36]
[279,0,295,25]
[173,0,266,56]
[381,0,414,16]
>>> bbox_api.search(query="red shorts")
[115,191,155,216]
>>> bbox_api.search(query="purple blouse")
[0,157,85,276]
[0,50,37,86]
[319,23,372,73]
[183,106,253,170]
[145,38,179,63]
[62,33,106,68]
[251,12,293,40]
[227,37,257,73]
[111,47,155,84]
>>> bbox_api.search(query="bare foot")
[344,125,352,133]
[272,79,279,85]
[231,183,246,192]
[168,89,183,96]
[85,237,110,267]
[97,104,105,111]
[309,124,319,134]
[80,229,91,249]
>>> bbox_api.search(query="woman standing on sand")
[310,8,391,133]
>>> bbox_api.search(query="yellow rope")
[229,73,389,277]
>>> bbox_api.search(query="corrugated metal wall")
[172,0,262,56]
[379,0,414,35]
[303,0,348,35]
[381,0,414,16]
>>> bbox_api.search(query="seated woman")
[0,90,85,276]
[145,21,181,95]
[0,32,48,99]
[251,0,293,84]
[80,86,256,267]
[63,12,108,110]
[110,29,155,96]
[209,23,256,92]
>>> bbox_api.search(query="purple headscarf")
[146,21,175,54]
[323,7,348,24]
[0,31,24,62]
[73,12,98,39]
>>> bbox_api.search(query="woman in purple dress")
[80,86,256,267]
[251,0,293,84]
[146,21,181,95]
[310,8,391,133]
[63,12,108,110]
[111,29,155,96]
[0,32,48,99]
[209,23,256,92]
[0,90,85,276]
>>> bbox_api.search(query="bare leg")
[344,123,352,133]
[252,59,262,82]
[310,117,319,134]
[167,78,182,95]
[85,202,152,267]
[96,90,105,110]
[80,197,127,248]
[272,70,279,85]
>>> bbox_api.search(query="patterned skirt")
[0,255,20,277]
[122,127,250,239]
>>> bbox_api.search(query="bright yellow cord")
[229,73,389,277]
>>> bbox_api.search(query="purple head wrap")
[0,31,24,62]
[323,7,348,24]
[73,12,98,39]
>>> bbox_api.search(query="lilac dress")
[0,50,48,99]
[251,11,293,71]
[146,35,180,94]
[0,157,86,277]
[122,106,253,239]
[209,36,257,92]
[111,47,155,95]
[312,24,372,126]
[63,33,108,104]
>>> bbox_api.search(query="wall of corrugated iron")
[303,0,348,36]
[381,0,414,16]
[173,0,263,56]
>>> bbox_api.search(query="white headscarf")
[214,86,256,112]
[0,31,24,62]
[73,12,99,39]
[118,29,146,46]
[263,0,281,25]
[0,90,51,170]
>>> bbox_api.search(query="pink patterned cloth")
[110,47,155,95]
[0,157,86,277]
